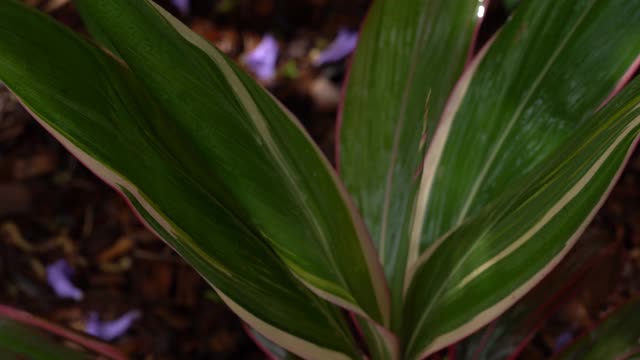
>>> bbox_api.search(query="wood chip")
[175,266,202,307]
[309,76,340,111]
[11,152,58,180]
[97,236,134,263]
[137,261,173,300]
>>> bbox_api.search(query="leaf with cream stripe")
[402,75,640,359]
[0,1,361,358]
[0,318,90,360]
[457,227,616,359]
[556,299,640,360]
[353,316,400,360]
[246,327,302,360]
[407,0,640,269]
[338,0,483,330]
[401,0,640,354]
[73,0,390,326]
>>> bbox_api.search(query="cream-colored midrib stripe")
[403,40,492,290]
[404,0,596,295]
[454,0,597,225]
[413,123,640,360]
[456,113,640,289]
[150,2,384,319]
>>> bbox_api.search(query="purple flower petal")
[243,34,279,81]
[171,0,190,15]
[553,330,574,353]
[314,29,358,66]
[86,310,141,341]
[46,259,83,301]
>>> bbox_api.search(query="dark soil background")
[0,0,638,359]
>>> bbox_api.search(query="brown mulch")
[0,1,638,359]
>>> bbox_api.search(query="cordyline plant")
[1,0,640,359]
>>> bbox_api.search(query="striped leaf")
[502,0,521,12]
[338,0,484,330]
[354,316,400,360]
[73,0,390,327]
[407,0,640,271]
[0,304,124,360]
[400,0,640,356]
[457,227,617,359]
[246,327,303,360]
[0,1,361,358]
[0,319,90,360]
[402,72,640,359]
[555,299,640,360]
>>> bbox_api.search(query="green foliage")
[0,319,90,360]
[1,0,640,359]
[556,300,640,360]
[0,304,125,359]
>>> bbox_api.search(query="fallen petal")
[314,29,358,66]
[553,330,574,353]
[86,310,141,341]
[46,259,83,301]
[171,0,190,15]
[243,34,279,81]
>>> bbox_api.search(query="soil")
[0,1,638,359]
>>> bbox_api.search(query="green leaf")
[555,299,640,360]
[247,327,303,360]
[408,0,640,271]
[0,304,123,359]
[338,0,483,330]
[0,1,359,358]
[400,0,640,356]
[503,0,521,12]
[73,3,120,57]
[354,316,400,360]
[457,227,617,359]
[0,318,90,360]
[73,0,390,327]
[403,71,640,359]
